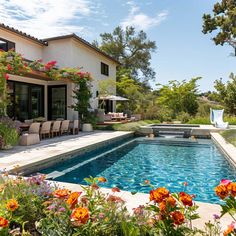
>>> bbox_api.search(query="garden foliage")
[0,174,236,235]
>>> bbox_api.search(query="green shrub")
[187,117,211,125]
[176,112,191,123]
[225,116,236,125]
[112,120,160,131]
[0,122,19,148]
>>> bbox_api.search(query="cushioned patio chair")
[29,122,41,134]
[51,121,61,137]
[40,121,52,139]
[60,120,70,135]
[19,122,40,146]
[70,120,79,135]
[210,108,228,129]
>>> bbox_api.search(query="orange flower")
[98,177,107,183]
[0,216,8,228]
[170,211,185,225]
[6,199,19,212]
[150,187,169,203]
[159,201,166,212]
[215,185,229,200]
[67,192,82,209]
[227,182,236,197]
[179,192,193,206]
[53,189,71,198]
[71,207,89,224]
[166,196,176,208]
[223,223,235,236]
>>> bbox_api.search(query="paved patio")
[0,131,133,173]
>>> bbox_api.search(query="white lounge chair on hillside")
[210,108,228,129]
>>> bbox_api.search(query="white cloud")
[121,1,168,31]
[0,0,98,38]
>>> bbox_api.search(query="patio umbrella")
[98,95,129,101]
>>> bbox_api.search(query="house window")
[101,62,109,76]
[0,38,15,51]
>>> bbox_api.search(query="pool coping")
[211,132,236,168]
[1,131,134,174]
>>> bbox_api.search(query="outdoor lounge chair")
[210,108,228,129]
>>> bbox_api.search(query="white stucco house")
[0,23,119,121]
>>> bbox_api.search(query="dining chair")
[51,121,61,137]
[60,120,70,135]
[29,123,41,134]
[70,120,79,135]
[40,121,52,139]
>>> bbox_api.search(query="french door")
[48,85,67,120]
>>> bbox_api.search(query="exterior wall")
[0,29,43,61]
[2,28,117,119]
[42,39,117,111]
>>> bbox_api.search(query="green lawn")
[96,120,160,131]
[221,129,236,147]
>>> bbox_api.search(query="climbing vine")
[0,50,92,117]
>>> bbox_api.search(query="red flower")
[0,216,8,228]
[45,60,57,70]
[7,64,13,71]
[4,74,9,80]
[112,187,120,193]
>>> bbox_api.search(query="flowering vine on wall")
[0,50,92,117]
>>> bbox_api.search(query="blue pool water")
[40,138,236,203]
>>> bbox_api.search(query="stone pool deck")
[211,132,236,168]
[56,181,233,231]
[0,131,133,173]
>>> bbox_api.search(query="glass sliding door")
[15,83,29,120]
[48,85,67,120]
[31,86,44,118]
[7,81,44,121]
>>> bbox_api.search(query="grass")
[221,129,236,147]
[187,116,236,125]
[96,120,160,131]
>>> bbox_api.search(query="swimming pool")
[39,137,236,203]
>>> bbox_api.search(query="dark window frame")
[101,62,109,76]
[7,80,44,121]
[0,37,15,51]
[48,85,67,120]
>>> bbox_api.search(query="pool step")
[137,140,210,148]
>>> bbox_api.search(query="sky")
[0,0,235,91]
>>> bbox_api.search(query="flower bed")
[0,174,235,235]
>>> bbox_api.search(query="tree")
[116,68,144,112]
[202,0,236,55]
[214,73,236,114]
[72,78,92,122]
[156,78,201,117]
[95,26,157,83]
